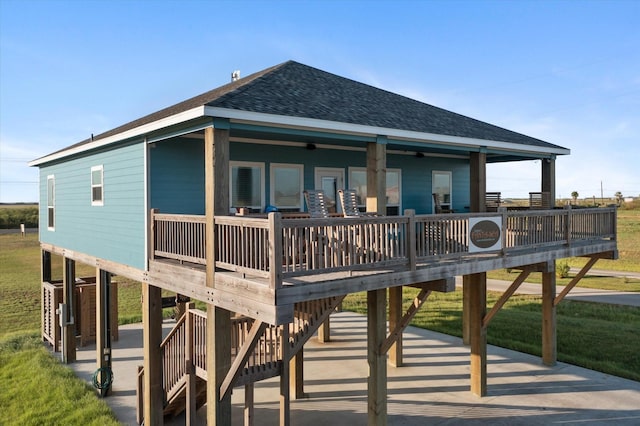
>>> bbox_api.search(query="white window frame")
[386,168,402,215]
[270,163,304,210]
[347,167,367,209]
[348,167,402,214]
[91,165,104,206]
[47,174,55,230]
[229,161,265,213]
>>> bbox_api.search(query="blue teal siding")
[38,142,146,269]
[389,155,470,214]
[150,138,205,214]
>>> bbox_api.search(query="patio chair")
[486,192,502,212]
[433,193,454,213]
[529,192,551,210]
[338,189,362,217]
[303,190,330,218]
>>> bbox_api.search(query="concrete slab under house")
[30,60,618,425]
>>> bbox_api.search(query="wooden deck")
[148,207,617,325]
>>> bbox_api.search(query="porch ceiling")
[189,126,551,162]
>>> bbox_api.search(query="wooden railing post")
[149,208,158,263]
[564,204,572,246]
[136,365,144,425]
[404,210,416,271]
[269,212,283,290]
[185,302,197,426]
[612,205,617,241]
[499,207,508,254]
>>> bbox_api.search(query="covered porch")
[139,121,614,425]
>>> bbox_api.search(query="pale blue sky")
[1,0,639,202]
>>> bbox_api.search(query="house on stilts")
[30,60,618,425]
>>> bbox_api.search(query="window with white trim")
[91,165,104,206]
[47,175,55,230]
[230,161,265,213]
[348,167,402,215]
[270,163,303,211]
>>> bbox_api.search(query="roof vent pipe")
[231,70,241,82]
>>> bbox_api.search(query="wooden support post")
[62,257,76,363]
[405,210,417,271]
[469,272,487,397]
[366,140,387,215]
[542,157,556,206]
[318,319,330,343]
[204,124,232,424]
[185,303,196,426]
[462,275,471,345]
[388,286,403,367]
[207,306,231,423]
[244,383,254,426]
[95,268,112,397]
[269,212,283,291]
[465,152,487,346]
[470,152,487,213]
[290,349,305,399]
[41,250,53,348]
[367,288,387,425]
[280,324,291,426]
[42,250,52,282]
[542,262,557,366]
[142,282,163,425]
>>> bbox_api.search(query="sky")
[1,0,639,203]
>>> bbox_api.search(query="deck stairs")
[137,295,345,422]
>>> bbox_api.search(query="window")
[270,163,303,211]
[348,168,402,215]
[91,165,104,206]
[47,175,55,230]
[386,169,401,215]
[432,171,452,212]
[230,161,264,213]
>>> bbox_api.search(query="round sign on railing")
[469,217,502,252]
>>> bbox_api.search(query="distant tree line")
[0,206,39,229]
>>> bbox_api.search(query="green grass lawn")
[568,209,640,273]
[0,332,119,426]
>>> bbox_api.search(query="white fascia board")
[29,106,207,166]
[204,106,571,157]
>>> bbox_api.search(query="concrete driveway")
[69,312,640,425]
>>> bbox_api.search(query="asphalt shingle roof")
[209,61,558,149]
[43,60,565,159]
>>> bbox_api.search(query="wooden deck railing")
[161,311,188,398]
[138,305,289,422]
[152,212,206,265]
[151,207,616,288]
[280,215,409,277]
